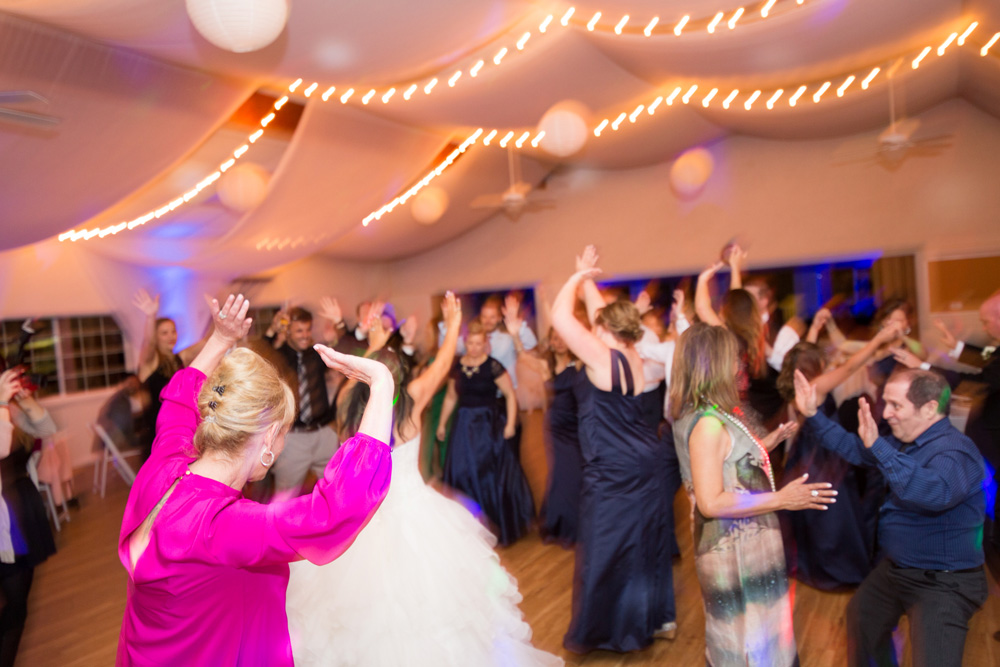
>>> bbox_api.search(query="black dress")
[442,357,534,546]
[780,396,881,589]
[139,354,184,459]
[564,350,674,653]
[540,365,584,546]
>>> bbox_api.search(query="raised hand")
[441,291,462,329]
[365,302,391,352]
[133,289,160,317]
[889,347,922,369]
[875,320,906,344]
[400,315,419,346]
[699,260,726,279]
[778,473,837,511]
[933,319,958,350]
[634,291,652,316]
[575,245,599,273]
[793,369,818,418]
[502,294,523,335]
[314,344,393,387]
[0,368,22,404]
[857,397,879,448]
[728,244,748,271]
[761,421,799,451]
[318,296,343,325]
[210,294,253,344]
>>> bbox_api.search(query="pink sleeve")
[150,369,206,460]
[206,433,392,567]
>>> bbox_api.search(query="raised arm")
[814,320,905,399]
[550,252,609,377]
[694,262,726,327]
[410,291,462,411]
[688,414,834,519]
[575,245,606,325]
[727,244,747,291]
[795,370,878,467]
[314,345,394,444]
[318,296,346,346]
[133,289,161,381]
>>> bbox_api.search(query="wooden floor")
[17,457,1000,666]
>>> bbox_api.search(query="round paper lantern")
[536,102,590,157]
[217,162,271,212]
[185,0,289,53]
[411,187,449,225]
[669,147,715,199]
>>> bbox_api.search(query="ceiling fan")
[0,91,61,127]
[834,60,951,167]
[470,145,554,218]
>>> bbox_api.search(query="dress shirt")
[806,411,985,570]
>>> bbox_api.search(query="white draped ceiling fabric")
[2,0,999,274]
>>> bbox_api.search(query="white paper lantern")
[669,147,715,199]
[411,187,449,225]
[217,162,271,212]
[536,102,590,157]
[186,0,290,53]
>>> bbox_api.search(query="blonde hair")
[194,347,296,459]
[466,318,487,339]
[669,323,741,420]
[594,300,642,344]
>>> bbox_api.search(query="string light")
[594,119,609,136]
[728,8,745,30]
[587,12,602,31]
[274,96,289,110]
[629,104,645,121]
[424,78,438,94]
[766,89,783,109]
[470,60,484,77]
[761,0,776,18]
[499,131,514,147]
[644,17,659,37]
[707,12,724,33]
[494,47,507,65]
[647,96,663,114]
[937,32,958,56]
[517,32,531,50]
[530,131,545,148]
[983,32,1000,56]
[561,7,575,26]
[836,75,855,97]
[615,15,629,35]
[674,16,690,36]
[682,84,698,104]
[812,81,831,103]
[363,129,483,226]
[702,88,719,107]
[957,22,977,46]
[448,71,462,87]
[539,14,553,33]
[362,89,376,104]
[744,90,761,110]
[861,67,879,90]
[303,82,318,97]
[340,88,355,103]
[788,85,806,106]
[483,129,498,145]
[249,129,263,143]
[912,46,931,68]
[260,112,276,127]
[321,87,336,101]
[382,88,396,103]
[666,87,682,105]
[514,131,530,148]
[611,112,627,130]
[403,84,418,100]
[288,78,302,92]
[722,89,739,109]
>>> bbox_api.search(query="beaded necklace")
[712,404,776,492]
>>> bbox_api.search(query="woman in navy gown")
[551,246,675,653]
[439,319,534,546]
[540,329,584,546]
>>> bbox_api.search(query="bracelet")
[0,401,8,407]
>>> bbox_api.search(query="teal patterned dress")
[674,406,797,667]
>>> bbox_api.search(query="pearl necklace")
[714,406,776,492]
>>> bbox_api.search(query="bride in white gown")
[286,294,563,667]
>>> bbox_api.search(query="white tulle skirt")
[286,437,563,667]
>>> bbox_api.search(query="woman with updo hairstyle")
[438,315,534,546]
[550,246,676,654]
[671,323,837,667]
[117,294,393,666]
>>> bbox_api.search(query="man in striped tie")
[265,306,339,494]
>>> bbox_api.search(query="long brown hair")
[669,323,741,421]
[720,289,767,378]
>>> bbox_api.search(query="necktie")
[297,352,312,425]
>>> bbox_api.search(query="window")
[0,315,129,398]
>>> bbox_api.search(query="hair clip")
[209,400,218,410]
[204,415,216,424]
[213,385,226,395]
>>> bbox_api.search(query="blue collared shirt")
[806,412,985,570]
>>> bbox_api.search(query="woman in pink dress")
[117,294,393,666]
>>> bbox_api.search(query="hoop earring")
[260,449,275,467]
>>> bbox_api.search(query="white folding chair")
[91,423,143,498]
[27,450,65,532]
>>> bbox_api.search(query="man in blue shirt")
[794,368,987,667]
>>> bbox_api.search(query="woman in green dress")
[670,323,836,667]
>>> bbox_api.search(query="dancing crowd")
[3,240,990,666]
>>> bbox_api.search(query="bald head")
[981,289,1000,341]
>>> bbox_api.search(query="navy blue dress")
[564,350,675,653]
[442,357,534,546]
[780,396,882,589]
[540,364,584,546]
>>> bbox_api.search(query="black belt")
[889,560,982,574]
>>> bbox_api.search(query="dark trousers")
[847,558,987,667]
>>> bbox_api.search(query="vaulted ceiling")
[2,0,997,275]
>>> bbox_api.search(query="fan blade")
[0,107,61,126]
[0,91,48,105]
[911,133,953,147]
[470,193,505,209]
